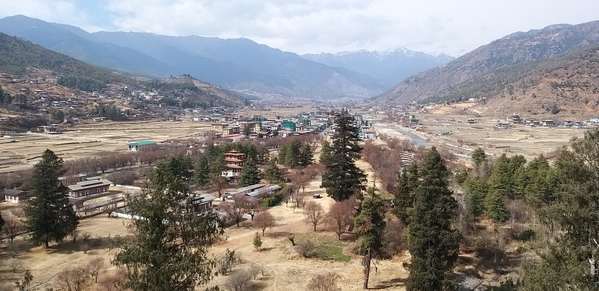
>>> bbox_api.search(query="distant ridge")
[302,49,454,87]
[373,20,599,105]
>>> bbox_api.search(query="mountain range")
[0,15,452,100]
[302,49,454,87]
[373,21,599,106]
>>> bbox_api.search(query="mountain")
[302,49,454,87]
[0,15,387,100]
[373,21,599,105]
[0,32,247,107]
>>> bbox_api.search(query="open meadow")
[0,120,212,173]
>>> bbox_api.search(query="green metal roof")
[128,141,156,146]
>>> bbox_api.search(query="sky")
[1,0,599,56]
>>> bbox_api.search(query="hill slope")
[446,45,599,119]
[302,49,454,87]
[0,15,387,99]
[374,21,599,105]
[0,32,247,107]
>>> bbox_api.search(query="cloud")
[2,0,599,56]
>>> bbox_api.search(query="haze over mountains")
[303,49,454,87]
[0,15,452,100]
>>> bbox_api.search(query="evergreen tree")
[210,154,226,176]
[319,140,333,165]
[483,190,508,224]
[321,111,366,201]
[464,176,488,218]
[354,188,387,256]
[195,155,210,187]
[471,147,487,169]
[407,147,461,291]
[239,158,261,186]
[299,143,314,167]
[264,159,282,184]
[112,155,223,291]
[393,163,419,225]
[24,149,78,248]
[484,154,511,225]
[282,140,301,168]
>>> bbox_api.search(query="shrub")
[253,232,262,249]
[516,229,536,241]
[307,272,341,291]
[225,270,252,291]
[296,240,316,258]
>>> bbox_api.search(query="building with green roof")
[128,140,157,152]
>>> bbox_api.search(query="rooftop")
[68,179,112,192]
[128,140,156,147]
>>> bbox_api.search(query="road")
[375,123,430,147]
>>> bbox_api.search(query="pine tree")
[393,163,419,225]
[407,147,461,291]
[264,159,282,184]
[321,111,366,201]
[299,143,314,167]
[354,188,386,256]
[24,149,79,248]
[195,155,210,187]
[283,140,301,168]
[471,147,487,169]
[253,232,262,249]
[239,158,261,186]
[464,176,488,218]
[319,140,332,165]
[112,155,223,291]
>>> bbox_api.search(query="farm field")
[373,113,585,160]
[0,120,212,173]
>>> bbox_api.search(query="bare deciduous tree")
[55,267,92,291]
[2,216,23,243]
[88,257,105,283]
[304,201,325,231]
[324,199,356,240]
[253,211,276,236]
[8,258,22,273]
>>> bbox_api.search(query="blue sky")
[1,0,599,56]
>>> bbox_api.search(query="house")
[4,189,32,204]
[223,126,240,135]
[222,151,246,179]
[189,194,217,212]
[58,173,88,185]
[362,129,376,140]
[67,179,112,199]
[211,123,228,133]
[281,121,296,131]
[127,140,157,152]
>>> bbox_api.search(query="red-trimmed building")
[222,150,246,179]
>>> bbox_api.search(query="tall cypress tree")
[321,111,366,201]
[393,163,419,225]
[112,155,223,291]
[355,188,387,256]
[407,147,461,291]
[24,149,78,248]
[239,158,261,186]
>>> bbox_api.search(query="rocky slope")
[373,21,599,105]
